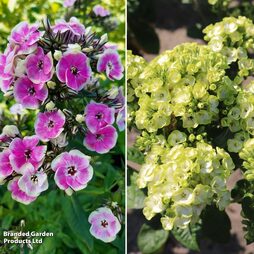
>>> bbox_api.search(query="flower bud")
[53,50,62,61]
[75,114,84,123]
[68,43,81,53]
[85,26,92,37]
[2,125,19,137]
[47,81,56,89]
[100,33,108,45]
[4,91,13,97]
[46,101,55,111]
[65,187,73,196]
[107,86,119,99]
[51,133,68,148]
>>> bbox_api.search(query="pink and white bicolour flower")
[35,110,66,142]
[26,47,53,84]
[0,150,13,180]
[52,17,85,36]
[85,102,115,133]
[88,207,121,243]
[9,136,47,174]
[8,177,37,205]
[9,21,40,55]
[18,163,48,197]
[84,125,118,154]
[93,5,110,17]
[51,150,93,193]
[13,77,48,109]
[56,52,91,91]
[97,49,124,81]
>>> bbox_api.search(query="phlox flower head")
[18,163,48,197]
[9,21,40,54]
[84,125,118,154]
[13,77,48,109]
[52,17,85,37]
[0,150,13,179]
[9,135,47,174]
[63,0,77,7]
[85,102,115,133]
[56,52,91,91]
[8,177,37,205]
[35,110,66,142]
[97,49,123,80]
[88,207,121,243]
[26,47,53,84]
[93,5,110,17]
[51,150,93,193]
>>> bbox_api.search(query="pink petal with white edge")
[8,177,37,205]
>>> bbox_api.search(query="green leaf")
[201,205,231,243]
[61,195,94,252]
[36,237,57,254]
[127,147,145,164]
[127,172,145,209]
[172,224,201,251]
[137,224,169,254]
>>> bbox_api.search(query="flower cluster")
[0,17,124,209]
[204,16,254,79]
[129,43,236,133]
[137,141,234,230]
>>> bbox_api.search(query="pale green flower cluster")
[240,139,254,181]
[204,16,254,79]
[127,50,147,126]
[137,141,234,230]
[208,0,230,6]
[131,43,235,132]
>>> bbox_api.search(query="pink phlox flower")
[63,0,77,7]
[8,21,40,55]
[26,47,53,84]
[35,110,66,142]
[9,135,47,174]
[52,17,85,36]
[51,150,93,193]
[97,49,124,81]
[93,5,111,17]
[85,102,115,133]
[18,163,48,197]
[8,177,37,205]
[88,207,121,243]
[56,52,91,91]
[83,125,118,154]
[13,76,48,109]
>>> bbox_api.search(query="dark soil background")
[127,1,254,253]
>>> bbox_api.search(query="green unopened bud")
[100,33,108,45]
[53,50,62,61]
[75,114,84,123]
[47,81,56,89]
[2,125,19,137]
[46,101,55,111]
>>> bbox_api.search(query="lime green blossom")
[137,142,234,230]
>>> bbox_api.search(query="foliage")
[128,16,254,251]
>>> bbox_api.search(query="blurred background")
[127,0,254,253]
